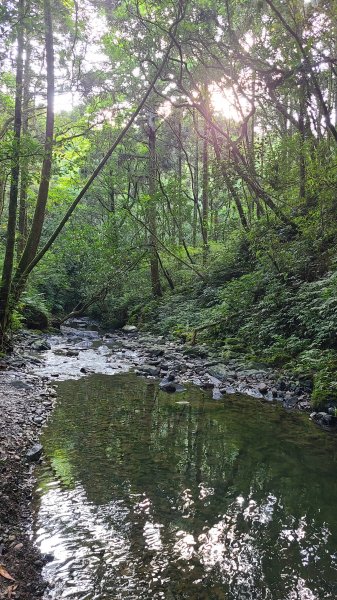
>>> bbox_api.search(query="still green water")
[35,372,337,599]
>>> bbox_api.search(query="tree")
[146,110,162,297]
[0,0,24,342]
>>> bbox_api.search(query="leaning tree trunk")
[0,0,24,348]
[210,127,249,230]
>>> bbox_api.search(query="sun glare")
[54,91,82,114]
[210,85,246,122]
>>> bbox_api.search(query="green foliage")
[20,291,50,330]
[11,309,23,332]
[312,365,337,409]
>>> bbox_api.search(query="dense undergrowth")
[19,214,337,411]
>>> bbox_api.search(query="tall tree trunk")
[298,80,306,206]
[14,0,55,285]
[147,111,162,297]
[17,34,32,258]
[201,117,209,261]
[335,63,337,129]
[0,174,7,222]
[0,0,24,346]
[192,110,199,246]
[177,113,183,245]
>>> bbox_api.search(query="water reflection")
[35,373,337,599]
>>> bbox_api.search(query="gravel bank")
[0,337,56,600]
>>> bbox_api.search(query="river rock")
[200,381,214,389]
[11,380,32,390]
[122,325,137,333]
[241,369,268,377]
[80,367,93,374]
[13,542,24,552]
[284,395,299,408]
[220,384,236,394]
[66,349,79,357]
[42,553,54,564]
[183,346,208,358]
[258,383,268,394]
[147,359,161,366]
[159,380,177,393]
[311,412,337,429]
[26,443,43,462]
[300,379,313,392]
[151,347,165,357]
[140,364,160,377]
[207,364,229,380]
[30,340,51,351]
[212,388,223,400]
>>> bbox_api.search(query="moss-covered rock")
[22,304,49,330]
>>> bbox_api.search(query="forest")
[1,0,337,409]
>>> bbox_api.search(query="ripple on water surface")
[34,372,337,599]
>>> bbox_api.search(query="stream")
[32,323,337,599]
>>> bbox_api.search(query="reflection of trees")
[41,373,337,598]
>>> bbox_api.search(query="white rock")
[122,325,138,333]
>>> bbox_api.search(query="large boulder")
[30,339,51,351]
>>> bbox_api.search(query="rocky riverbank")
[28,321,317,414]
[0,337,57,600]
[0,321,335,599]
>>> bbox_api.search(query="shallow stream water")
[33,366,337,600]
